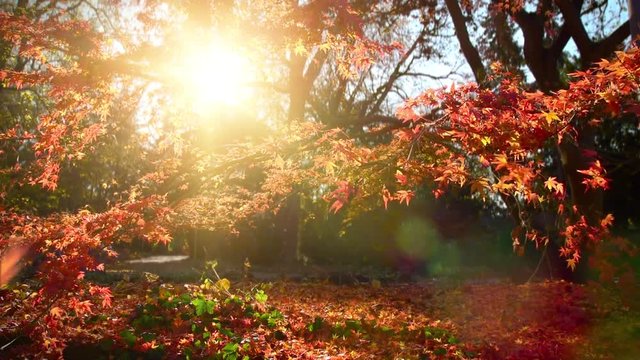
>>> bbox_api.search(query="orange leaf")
[600,214,614,228]
[50,306,65,319]
[330,200,344,213]
[544,177,558,191]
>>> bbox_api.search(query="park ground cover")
[2,270,639,359]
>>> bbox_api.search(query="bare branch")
[444,0,486,84]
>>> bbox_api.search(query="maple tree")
[0,0,639,357]
[303,0,640,278]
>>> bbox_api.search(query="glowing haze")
[165,36,255,115]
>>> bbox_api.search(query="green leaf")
[222,342,239,360]
[191,297,215,316]
[265,310,283,327]
[180,293,192,303]
[424,326,448,340]
[345,319,362,332]
[119,330,137,347]
[219,327,236,338]
[223,342,239,353]
[206,300,216,314]
[380,326,393,334]
[158,287,171,300]
[191,298,206,316]
[254,290,268,304]
[308,316,325,332]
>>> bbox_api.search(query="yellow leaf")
[491,153,509,170]
[215,278,231,292]
[542,111,560,125]
[325,161,337,175]
[319,43,331,52]
[294,40,307,55]
[544,176,558,191]
[50,306,64,319]
[274,155,285,170]
[470,179,489,194]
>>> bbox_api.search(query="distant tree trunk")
[558,125,604,224]
[631,0,640,42]
[276,52,309,267]
[277,193,302,266]
[277,29,329,265]
[444,0,486,84]
[62,166,84,211]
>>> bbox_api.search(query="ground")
[1,258,639,359]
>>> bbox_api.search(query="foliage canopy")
[0,0,639,357]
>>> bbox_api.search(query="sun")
[167,37,255,114]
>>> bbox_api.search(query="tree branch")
[550,23,573,59]
[590,21,630,65]
[365,27,427,117]
[555,0,592,57]
[444,0,486,84]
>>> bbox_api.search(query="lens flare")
[166,37,255,115]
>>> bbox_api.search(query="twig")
[1,292,61,351]
[526,243,548,283]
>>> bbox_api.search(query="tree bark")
[630,0,640,42]
[278,46,327,266]
[444,0,486,84]
[277,192,302,267]
[512,10,563,91]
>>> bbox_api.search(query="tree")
[0,3,174,353]
[243,0,639,277]
[440,0,630,226]
[392,0,638,279]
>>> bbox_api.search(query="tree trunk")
[275,53,309,267]
[631,0,640,43]
[277,193,302,267]
[556,121,605,282]
[558,124,604,224]
[444,0,486,84]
